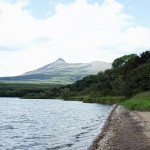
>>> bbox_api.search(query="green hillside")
[55,50,150,111]
[59,51,150,98]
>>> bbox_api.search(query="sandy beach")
[89,105,150,150]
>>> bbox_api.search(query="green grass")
[70,92,150,111]
[70,95,126,105]
[121,91,150,111]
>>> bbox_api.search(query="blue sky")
[23,0,150,27]
[119,0,150,28]
[8,0,150,28]
[0,0,150,76]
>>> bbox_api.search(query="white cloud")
[0,0,150,76]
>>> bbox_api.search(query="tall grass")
[69,92,150,111]
[70,95,126,105]
[121,91,150,111]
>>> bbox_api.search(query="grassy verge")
[121,92,150,111]
[70,92,150,111]
[70,95,126,105]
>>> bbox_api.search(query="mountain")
[0,58,112,84]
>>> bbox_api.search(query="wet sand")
[89,106,150,150]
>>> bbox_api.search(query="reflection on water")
[0,98,112,150]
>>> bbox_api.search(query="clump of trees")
[0,83,62,99]
[59,50,150,98]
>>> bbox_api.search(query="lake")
[0,98,112,150]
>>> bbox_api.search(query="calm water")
[0,98,112,150]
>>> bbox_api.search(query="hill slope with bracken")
[0,58,112,84]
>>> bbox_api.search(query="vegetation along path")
[90,106,150,150]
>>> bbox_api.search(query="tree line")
[0,83,61,98]
[58,50,150,99]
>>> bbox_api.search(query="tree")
[112,54,137,69]
[61,88,71,100]
[139,50,150,64]
[125,63,150,96]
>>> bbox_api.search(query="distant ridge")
[0,58,112,84]
[24,58,66,75]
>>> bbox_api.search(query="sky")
[0,0,150,76]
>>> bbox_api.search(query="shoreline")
[88,104,117,150]
[89,105,150,150]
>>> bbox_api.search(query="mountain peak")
[54,58,66,64]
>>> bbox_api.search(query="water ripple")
[0,98,112,150]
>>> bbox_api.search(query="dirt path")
[89,106,150,150]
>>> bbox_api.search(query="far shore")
[89,105,150,150]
